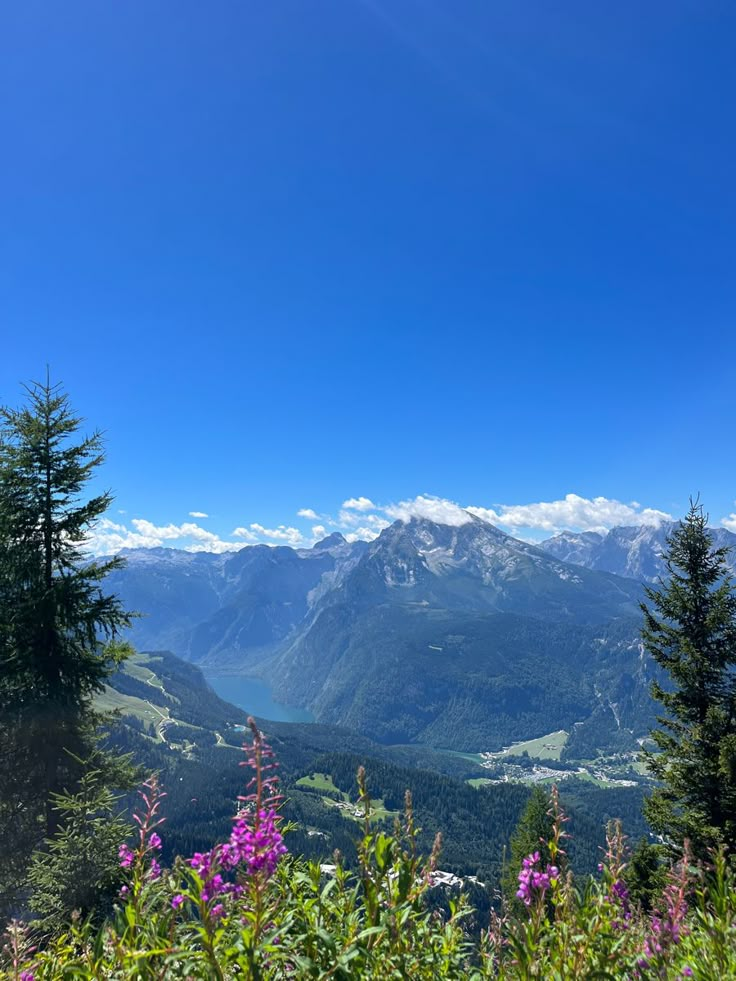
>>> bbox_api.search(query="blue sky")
[1,1,735,552]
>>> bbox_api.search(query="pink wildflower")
[516,852,559,907]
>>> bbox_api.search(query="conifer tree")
[26,760,131,932]
[624,837,666,912]
[0,377,134,911]
[642,500,736,852]
[502,787,554,904]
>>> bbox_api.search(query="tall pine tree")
[642,500,736,852]
[0,378,134,911]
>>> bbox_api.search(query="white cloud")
[342,496,376,512]
[83,491,675,557]
[129,518,186,540]
[467,494,672,535]
[243,523,306,547]
[384,495,472,527]
[231,526,260,542]
[297,508,320,520]
[85,518,164,554]
[722,512,736,533]
[344,525,386,543]
[189,510,209,518]
[337,508,383,526]
[184,539,244,554]
[133,519,245,552]
[371,492,671,537]
[85,517,246,556]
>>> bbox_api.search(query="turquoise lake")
[204,674,314,724]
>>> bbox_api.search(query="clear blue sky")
[2,1,735,552]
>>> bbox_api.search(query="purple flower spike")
[516,852,559,908]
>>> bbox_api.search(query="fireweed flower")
[639,847,691,972]
[171,894,184,910]
[516,852,559,907]
[221,808,287,876]
[190,852,214,877]
[610,879,629,903]
[609,878,631,930]
[118,844,134,869]
[183,719,288,914]
[238,718,285,813]
[149,832,162,850]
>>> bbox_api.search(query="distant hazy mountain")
[108,533,364,660]
[539,522,736,583]
[107,514,655,752]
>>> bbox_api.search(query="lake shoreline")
[204,672,315,725]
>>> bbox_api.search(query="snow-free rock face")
[539,522,736,582]
[329,515,644,623]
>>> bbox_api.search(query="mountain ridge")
[107,513,655,752]
[539,521,736,582]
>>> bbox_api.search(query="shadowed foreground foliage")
[4,723,736,980]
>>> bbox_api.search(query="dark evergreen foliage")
[641,500,736,852]
[0,378,135,913]
[501,787,554,903]
[26,762,131,931]
[624,837,667,912]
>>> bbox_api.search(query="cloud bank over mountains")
[82,492,717,557]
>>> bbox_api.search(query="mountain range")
[106,515,735,753]
[539,521,736,582]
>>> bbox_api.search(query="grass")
[369,799,399,821]
[494,729,569,761]
[321,795,398,823]
[297,773,398,823]
[96,686,170,728]
[296,772,343,794]
[444,750,486,766]
[123,659,166,691]
[566,772,616,788]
